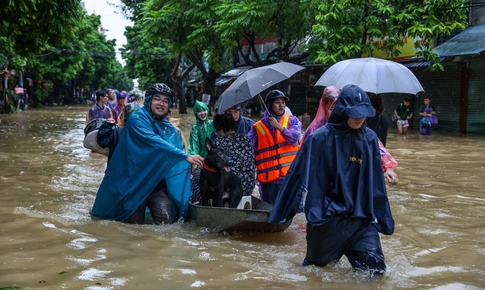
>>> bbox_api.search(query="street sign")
[14,87,24,94]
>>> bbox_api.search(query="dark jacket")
[366,113,388,147]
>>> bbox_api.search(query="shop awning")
[215,66,252,87]
[215,77,235,86]
[220,66,252,77]
[433,24,485,57]
[401,57,445,68]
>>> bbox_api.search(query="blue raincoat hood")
[268,84,394,235]
[144,93,173,119]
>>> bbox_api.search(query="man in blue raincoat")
[268,84,394,277]
[91,83,204,224]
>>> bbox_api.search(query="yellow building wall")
[362,36,427,60]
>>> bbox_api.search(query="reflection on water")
[1,106,484,289]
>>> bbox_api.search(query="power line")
[39,48,174,58]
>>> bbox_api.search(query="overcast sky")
[82,0,133,64]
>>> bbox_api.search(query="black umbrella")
[216,62,305,114]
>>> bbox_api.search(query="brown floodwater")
[0,106,484,289]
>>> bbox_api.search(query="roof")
[400,57,445,68]
[215,77,235,86]
[433,24,485,57]
[220,66,252,77]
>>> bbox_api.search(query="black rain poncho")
[268,85,394,272]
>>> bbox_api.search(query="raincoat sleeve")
[188,125,201,155]
[268,135,313,224]
[88,108,95,122]
[247,125,258,151]
[237,117,255,135]
[378,139,398,171]
[281,115,302,146]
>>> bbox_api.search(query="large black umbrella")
[315,57,424,95]
[216,62,305,113]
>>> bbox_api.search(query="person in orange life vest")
[247,90,302,204]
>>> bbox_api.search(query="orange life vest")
[253,115,300,183]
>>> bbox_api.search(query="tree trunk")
[171,54,196,114]
[172,74,186,113]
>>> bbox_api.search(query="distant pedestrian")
[393,97,413,135]
[301,86,339,144]
[86,90,115,124]
[188,100,214,158]
[135,94,145,106]
[167,109,186,152]
[112,91,127,124]
[419,96,436,135]
[106,89,117,109]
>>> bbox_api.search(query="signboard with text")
[202,94,211,105]
[14,87,25,94]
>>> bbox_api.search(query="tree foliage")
[118,0,147,22]
[27,13,132,105]
[310,0,468,70]
[121,23,174,91]
[143,0,224,113]
[0,0,83,59]
[214,0,318,67]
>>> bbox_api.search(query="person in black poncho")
[268,84,394,277]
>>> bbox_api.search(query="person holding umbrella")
[247,89,302,205]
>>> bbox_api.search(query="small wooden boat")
[189,196,292,233]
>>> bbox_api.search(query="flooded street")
[1,106,484,289]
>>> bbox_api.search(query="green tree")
[27,13,132,105]
[143,0,225,113]
[121,23,174,91]
[111,62,134,92]
[118,0,147,22]
[0,0,83,58]
[214,0,318,67]
[310,0,468,70]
